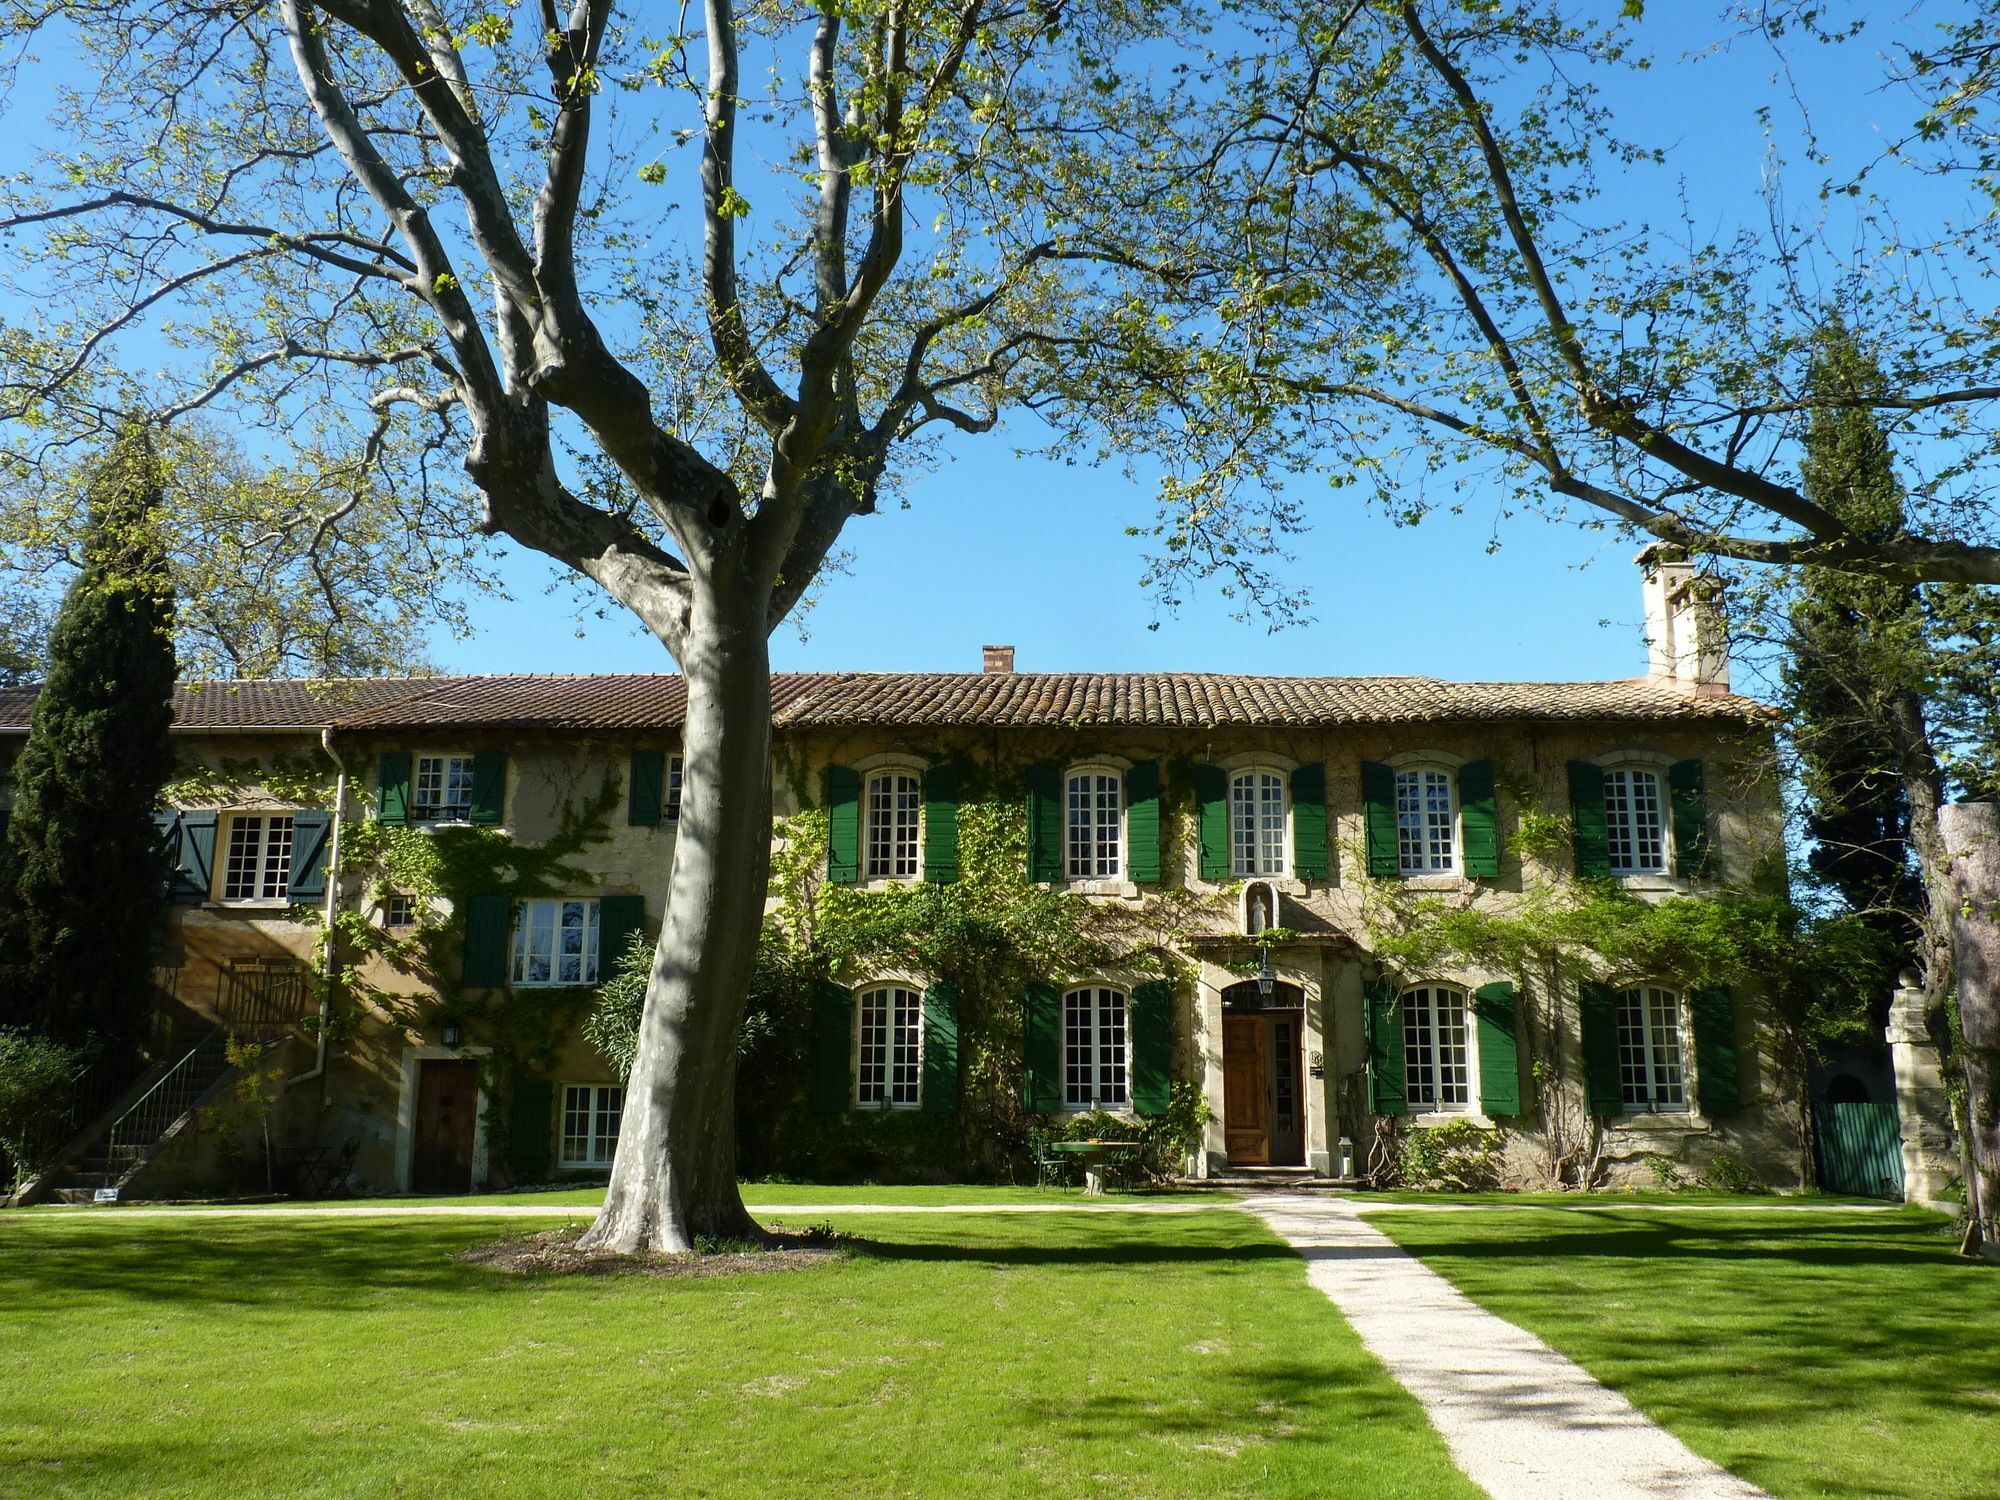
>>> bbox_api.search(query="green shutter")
[1365,977,1407,1116]
[813,980,853,1112]
[824,766,860,884]
[469,752,507,826]
[151,810,179,901]
[922,982,960,1114]
[1194,764,1229,880]
[924,764,960,884]
[1569,761,1610,879]
[1130,980,1173,1115]
[171,810,217,903]
[1460,760,1499,879]
[1472,982,1522,1116]
[1022,980,1063,1113]
[1126,762,1162,883]
[460,893,512,988]
[1691,985,1740,1115]
[597,893,646,982]
[1362,761,1399,877]
[628,749,664,826]
[287,809,333,899]
[1669,759,1711,876]
[509,1079,554,1181]
[1579,981,1623,1116]
[377,751,411,825]
[1291,763,1329,880]
[1026,764,1063,883]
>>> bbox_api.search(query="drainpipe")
[286,727,346,1106]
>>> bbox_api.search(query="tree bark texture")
[1939,798,2000,1263]
[577,571,773,1253]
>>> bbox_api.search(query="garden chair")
[1030,1132,1077,1192]
[308,1137,361,1198]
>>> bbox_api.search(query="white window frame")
[1064,764,1126,881]
[560,1082,624,1167]
[854,984,924,1110]
[665,754,684,822]
[510,897,602,987]
[1394,766,1459,875]
[862,766,923,881]
[1601,764,1670,876]
[218,812,295,902]
[1228,768,1289,878]
[1402,983,1473,1114]
[381,892,420,930]
[413,753,476,824]
[1062,985,1130,1110]
[1616,984,1688,1112]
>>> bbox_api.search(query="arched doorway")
[1220,980,1305,1166]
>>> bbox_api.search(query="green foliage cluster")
[0,1029,88,1187]
[1381,1119,1505,1192]
[1044,1083,1212,1183]
[162,754,338,811]
[0,430,177,1052]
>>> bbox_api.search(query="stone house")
[2,554,1801,1199]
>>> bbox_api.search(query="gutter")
[285,726,346,1105]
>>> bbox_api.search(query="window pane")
[857,988,887,1105]
[1404,986,1470,1110]
[1604,770,1665,874]
[1396,770,1455,873]
[1066,773,1122,879]
[1617,985,1686,1109]
[222,816,264,901]
[415,755,475,821]
[512,899,599,985]
[1096,988,1128,1105]
[866,772,921,878]
[891,987,922,1105]
[1231,772,1286,876]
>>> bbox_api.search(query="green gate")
[1814,1102,1905,1199]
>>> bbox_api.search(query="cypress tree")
[0,429,177,1049]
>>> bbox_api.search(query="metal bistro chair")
[308,1137,362,1198]
[1031,1132,1077,1193]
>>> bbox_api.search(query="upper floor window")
[414,754,475,823]
[1603,768,1667,875]
[1066,769,1123,880]
[221,813,294,901]
[561,1083,623,1166]
[1403,984,1471,1112]
[512,898,601,986]
[1395,769,1456,874]
[1230,771,1287,877]
[1063,985,1129,1109]
[665,754,685,822]
[865,770,921,879]
[1617,984,1686,1110]
[856,984,923,1108]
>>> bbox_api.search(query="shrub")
[0,1029,88,1187]
[1398,1120,1505,1191]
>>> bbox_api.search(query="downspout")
[286,726,346,1107]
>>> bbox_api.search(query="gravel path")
[1241,1192,1769,1500]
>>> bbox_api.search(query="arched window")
[1603,768,1667,875]
[1230,770,1287,877]
[1394,768,1457,874]
[856,984,923,1107]
[864,770,921,880]
[1065,767,1123,880]
[1403,984,1471,1112]
[1616,984,1685,1110]
[1063,986,1129,1108]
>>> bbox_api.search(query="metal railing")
[216,961,312,1042]
[105,1032,233,1164]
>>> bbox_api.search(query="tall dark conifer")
[0,429,177,1048]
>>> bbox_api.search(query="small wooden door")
[411,1059,478,1194]
[1268,1014,1305,1167]
[1223,1015,1269,1165]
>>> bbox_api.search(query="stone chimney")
[982,644,1015,674]
[1637,545,1730,695]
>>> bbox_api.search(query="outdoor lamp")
[1256,947,1276,999]
[440,1017,463,1049]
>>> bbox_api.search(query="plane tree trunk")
[1939,798,2000,1263]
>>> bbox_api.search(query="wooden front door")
[1223,1015,1269,1165]
[411,1059,478,1194]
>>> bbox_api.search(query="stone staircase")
[30,1032,241,1204]
[1197,1165,1358,1191]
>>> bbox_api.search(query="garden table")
[1049,1140,1139,1196]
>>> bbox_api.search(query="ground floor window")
[511,898,601,986]
[561,1083,623,1166]
[1617,984,1686,1110]
[1063,986,1128,1108]
[856,984,923,1108]
[1403,984,1471,1111]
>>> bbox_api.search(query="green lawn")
[1373,1205,2000,1500]
[0,1205,1472,1499]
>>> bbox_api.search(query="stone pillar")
[1887,977,1960,1210]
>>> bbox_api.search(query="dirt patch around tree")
[455,1223,855,1279]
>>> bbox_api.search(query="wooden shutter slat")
[469,752,507,827]
[813,979,853,1112]
[1126,762,1162,883]
[1022,980,1063,1113]
[628,749,664,827]
[1578,980,1623,1116]
[1130,980,1173,1115]
[597,893,646,983]
[1472,981,1521,1115]
[824,766,860,884]
[1291,763,1329,880]
[1026,765,1063,883]
[922,982,960,1114]
[1669,759,1711,876]
[377,751,411,826]
[1459,760,1499,879]
[1365,977,1407,1116]
[1568,762,1610,880]
[924,765,960,884]
[1362,762,1399,877]
[1691,985,1740,1115]
[1194,764,1229,880]
[460,893,512,988]
[173,810,217,904]
[287,809,333,899]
